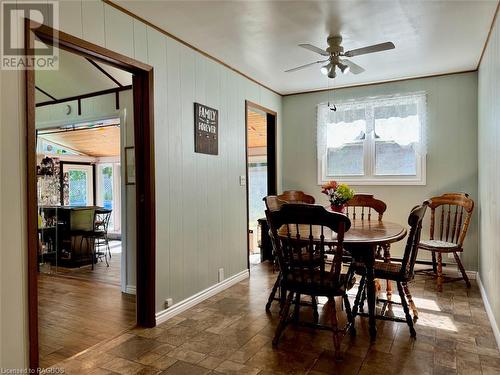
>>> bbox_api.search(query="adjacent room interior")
[35,46,137,367]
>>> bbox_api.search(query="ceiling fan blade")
[344,42,395,57]
[341,59,365,74]
[285,59,328,73]
[298,43,329,56]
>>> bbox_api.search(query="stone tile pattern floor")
[50,263,500,374]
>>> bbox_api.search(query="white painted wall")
[0,0,282,368]
[478,7,500,340]
[282,72,478,270]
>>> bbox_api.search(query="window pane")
[326,119,365,176]
[68,170,88,206]
[374,105,420,176]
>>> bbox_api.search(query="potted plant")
[321,181,355,213]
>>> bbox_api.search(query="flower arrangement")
[321,181,355,212]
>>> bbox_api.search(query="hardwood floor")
[38,263,136,368]
[47,262,500,374]
[50,240,123,287]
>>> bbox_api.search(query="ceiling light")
[320,62,332,75]
[338,63,350,74]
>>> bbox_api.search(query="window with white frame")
[317,92,426,185]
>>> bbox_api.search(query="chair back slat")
[426,193,474,247]
[277,190,315,204]
[400,203,428,278]
[346,194,387,221]
[265,202,351,289]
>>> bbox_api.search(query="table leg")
[365,245,377,340]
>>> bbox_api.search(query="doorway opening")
[245,101,277,268]
[26,21,156,370]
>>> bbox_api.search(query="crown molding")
[477,0,500,69]
[282,69,478,97]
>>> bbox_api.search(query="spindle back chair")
[418,193,474,291]
[346,194,387,221]
[277,190,315,204]
[266,203,353,359]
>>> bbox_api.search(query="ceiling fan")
[285,35,395,78]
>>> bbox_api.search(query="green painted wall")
[282,72,478,270]
[478,7,500,341]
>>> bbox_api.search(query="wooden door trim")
[245,100,278,269]
[25,20,156,370]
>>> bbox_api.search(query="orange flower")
[321,180,338,195]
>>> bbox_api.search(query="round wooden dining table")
[278,219,407,340]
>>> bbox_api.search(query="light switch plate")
[239,175,246,186]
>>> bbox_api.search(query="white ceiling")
[35,47,132,103]
[115,0,497,94]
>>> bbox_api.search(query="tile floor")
[48,262,500,374]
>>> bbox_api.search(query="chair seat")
[352,261,410,282]
[419,239,461,252]
[285,270,355,296]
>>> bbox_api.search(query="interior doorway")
[245,101,277,268]
[25,21,156,370]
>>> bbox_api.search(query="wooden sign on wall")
[194,103,218,155]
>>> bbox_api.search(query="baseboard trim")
[155,269,250,325]
[125,285,136,295]
[465,270,477,280]
[477,273,500,350]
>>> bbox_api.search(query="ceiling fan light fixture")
[338,63,350,74]
[320,63,331,76]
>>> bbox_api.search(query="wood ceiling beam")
[36,85,132,107]
[35,86,57,101]
[85,57,124,87]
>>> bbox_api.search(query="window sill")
[318,177,426,186]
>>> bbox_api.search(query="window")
[317,92,426,185]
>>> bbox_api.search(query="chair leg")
[453,252,471,288]
[329,297,342,360]
[343,294,356,336]
[293,293,301,322]
[397,282,416,337]
[266,273,281,312]
[273,291,293,346]
[359,286,367,311]
[107,236,111,258]
[431,251,437,274]
[437,253,443,292]
[311,296,319,323]
[402,282,418,321]
[353,275,366,316]
[383,244,392,300]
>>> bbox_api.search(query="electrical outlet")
[165,298,173,308]
[218,268,224,282]
[447,252,455,259]
[239,175,246,186]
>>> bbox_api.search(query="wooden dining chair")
[346,194,387,222]
[352,202,428,337]
[417,193,474,292]
[345,194,392,301]
[263,196,321,321]
[277,190,315,204]
[266,203,354,359]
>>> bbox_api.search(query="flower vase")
[330,204,346,214]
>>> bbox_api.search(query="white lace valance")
[317,91,427,153]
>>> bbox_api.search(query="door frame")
[25,20,156,369]
[245,101,277,269]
